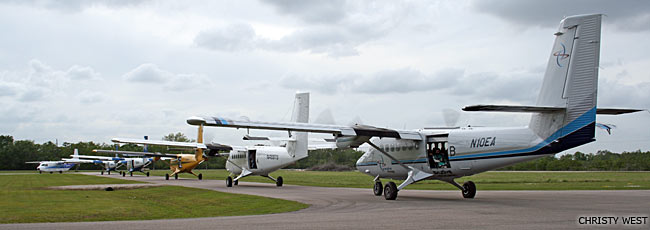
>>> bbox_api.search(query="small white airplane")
[186,14,644,200]
[102,92,333,187]
[26,161,77,174]
[26,149,82,174]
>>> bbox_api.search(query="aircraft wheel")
[234,180,238,185]
[39,170,42,174]
[50,172,53,174]
[226,176,233,187]
[122,172,125,177]
[108,171,111,175]
[198,173,202,180]
[276,176,283,187]
[101,171,104,175]
[165,174,169,180]
[373,181,383,196]
[384,181,398,200]
[130,172,133,177]
[174,174,178,180]
[462,181,476,199]
[59,171,62,174]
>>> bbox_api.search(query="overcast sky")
[1,0,649,155]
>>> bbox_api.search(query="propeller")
[314,108,337,125]
[442,109,461,127]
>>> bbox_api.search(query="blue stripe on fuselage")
[450,107,595,160]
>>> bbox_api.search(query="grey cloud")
[471,0,650,31]
[18,88,46,102]
[122,63,213,91]
[280,67,541,104]
[261,0,347,24]
[194,24,258,52]
[0,82,19,97]
[195,2,405,57]
[78,90,105,104]
[599,78,650,108]
[66,65,101,80]
[280,68,464,94]
[122,63,171,83]
[3,0,149,13]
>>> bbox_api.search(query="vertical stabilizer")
[73,149,78,158]
[287,92,309,158]
[530,14,601,148]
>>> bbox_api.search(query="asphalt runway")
[3,173,648,230]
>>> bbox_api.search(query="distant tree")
[163,132,192,143]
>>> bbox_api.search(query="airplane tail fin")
[529,14,602,147]
[73,149,79,158]
[287,92,309,159]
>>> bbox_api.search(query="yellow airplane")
[95,124,231,180]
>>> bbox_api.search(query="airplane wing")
[188,116,422,140]
[93,149,180,158]
[73,155,123,161]
[61,158,104,164]
[112,138,207,149]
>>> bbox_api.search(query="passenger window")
[390,145,394,152]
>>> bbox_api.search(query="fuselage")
[36,162,76,172]
[225,145,302,176]
[357,124,589,180]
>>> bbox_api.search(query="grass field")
[149,169,650,190]
[0,174,307,223]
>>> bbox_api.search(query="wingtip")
[187,116,206,126]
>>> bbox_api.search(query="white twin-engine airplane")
[187,14,644,200]
[104,92,332,186]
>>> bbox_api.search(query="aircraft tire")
[373,181,383,196]
[198,173,202,180]
[122,172,125,177]
[226,176,233,187]
[38,170,42,174]
[130,172,133,177]
[50,172,53,174]
[276,176,283,187]
[101,171,104,175]
[108,171,111,175]
[59,171,62,174]
[384,182,398,200]
[174,174,178,180]
[146,172,150,177]
[462,181,476,199]
[165,174,169,180]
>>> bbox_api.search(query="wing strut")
[365,141,433,190]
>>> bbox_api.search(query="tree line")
[1,134,649,171]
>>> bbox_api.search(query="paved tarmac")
[2,173,648,230]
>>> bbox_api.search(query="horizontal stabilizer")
[595,108,644,115]
[462,105,565,113]
[464,105,644,115]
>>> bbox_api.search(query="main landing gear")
[371,179,477,200]
[225,175,283,187]
[165,174,169,180]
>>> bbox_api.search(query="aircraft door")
[426,137,451,169]
[247,149,257,169]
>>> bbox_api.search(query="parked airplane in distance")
[187,14,644,200]
[105,92,333,187]
[27,149,83,174]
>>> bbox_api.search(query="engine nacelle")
[205,143,233,157]
[336,136,370,149]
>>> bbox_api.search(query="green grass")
[0,174,307,223]
[150,169,650,190]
